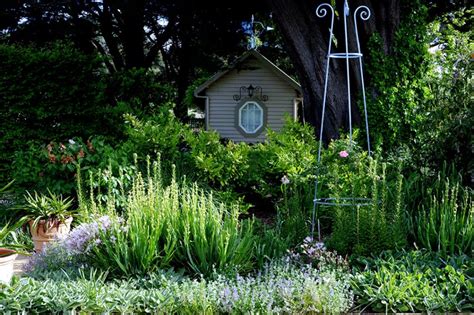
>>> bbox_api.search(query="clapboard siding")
[206,56,297,143]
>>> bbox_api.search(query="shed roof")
[194,50,301,96]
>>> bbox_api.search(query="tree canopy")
[0,0,470,139]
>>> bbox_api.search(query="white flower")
[281,175,290,185]
[68,139,76,145]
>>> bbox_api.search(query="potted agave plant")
[23,190,74,252]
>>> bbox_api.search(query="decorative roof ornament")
[310,0,373,240]
[242,15,274,50]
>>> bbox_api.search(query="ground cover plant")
[1,258,354,314]
[351,250,473,313]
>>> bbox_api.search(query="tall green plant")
[322,139,407,256]
[88,158,256,277]
[414,174,473,257]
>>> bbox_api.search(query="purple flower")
[315,242,326,251]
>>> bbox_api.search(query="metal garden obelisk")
[311,0,373,240]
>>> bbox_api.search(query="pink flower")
[339,150,349,158]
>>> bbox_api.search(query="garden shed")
[194,50,302,143]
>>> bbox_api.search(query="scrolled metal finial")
[354,5,371,21]
[316,3,334,19]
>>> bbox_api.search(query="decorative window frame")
[234,98,267,137]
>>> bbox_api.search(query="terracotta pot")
[0,248,18,283]
[28,217,73,252]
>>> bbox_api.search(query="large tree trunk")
[121,0,146,69]
[267,0,400,143]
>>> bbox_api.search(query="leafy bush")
[2,260,353,314]
[186,130,252,189]
[121,110,191,169]
[366,4,472,180]
[0,42,114,174]
[11,137,115,196]
[351,250,473,312]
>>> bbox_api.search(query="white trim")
[194,95,210,130]
[293,97,303,122]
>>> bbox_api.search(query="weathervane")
[242,15,274,50]
[311,0,373,240]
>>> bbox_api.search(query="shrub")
[186,130,251,188]
[121,109,191,169]
[11,137,115,196]
[0,42,113,174]
[351,250,473,312]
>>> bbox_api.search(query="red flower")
[86,140,95,153]
[77,149,85,158]
[61,155,74,164]
[49,154,57,163]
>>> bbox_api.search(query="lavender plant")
[24,216,113,277]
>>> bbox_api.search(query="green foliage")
[11,137,115,196]
[319,138,406,256]
[414,18,473,180]
[87,159,257,277]
[108,68,176,115]
[1,261,353,314]
[257,120,317,193]
[118,115,319,249]
[0,220,27,248]
[122,109,192,169]
[187,130,251,188]
[0,42,113,172]
[413,171,473,257]
[366,4,472,180]
[351,250,473,312]
[365,2,430,151]
[22,190,74,231]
